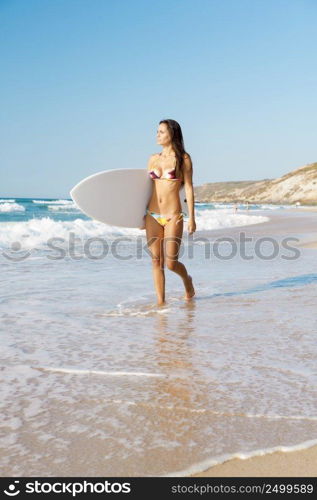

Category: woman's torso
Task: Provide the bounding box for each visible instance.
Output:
[147,153,184,215]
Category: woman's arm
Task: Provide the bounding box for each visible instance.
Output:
[183,154,196,234]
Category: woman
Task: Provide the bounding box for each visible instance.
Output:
[140,119,196,306]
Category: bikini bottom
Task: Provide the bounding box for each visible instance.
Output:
[146,208,186,227]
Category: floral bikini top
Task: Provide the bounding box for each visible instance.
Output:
[149,153,182,181]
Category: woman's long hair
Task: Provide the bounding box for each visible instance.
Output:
[159,119,190,182]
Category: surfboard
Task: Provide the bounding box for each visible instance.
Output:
[70,168,188,228]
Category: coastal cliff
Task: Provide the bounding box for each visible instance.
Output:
[194,162,317,205]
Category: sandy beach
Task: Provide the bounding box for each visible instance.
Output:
[190,444,317,477]
[1,204,317,477]
[2,0,317,479]
[287,207,317,249]
[188,206,317,478]
[193,205,317,250]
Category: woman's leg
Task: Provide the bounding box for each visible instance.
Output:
[145,213,165,305]
[164,215,195,300]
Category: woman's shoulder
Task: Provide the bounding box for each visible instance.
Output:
[183,152,192,166]
[147,153,160,170]
[148,152,160,161]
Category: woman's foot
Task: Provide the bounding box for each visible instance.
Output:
[157,299,166,306]
[184,274,195,300]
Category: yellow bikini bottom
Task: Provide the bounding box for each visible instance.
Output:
[146,209,186,227]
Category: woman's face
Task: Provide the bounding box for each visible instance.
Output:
[156,123,171,146]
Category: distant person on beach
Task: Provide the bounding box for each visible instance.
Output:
[139,119,196,306]
[246,201,249,211]
[233,202,238,213]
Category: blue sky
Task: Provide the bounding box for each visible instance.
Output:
[1,0,316,198]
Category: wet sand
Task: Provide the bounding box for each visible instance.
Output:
[194,206,317,249]
[190,444,317,477]
[288,207,317,248]
[189,207,317,477]
[2,205,316,477]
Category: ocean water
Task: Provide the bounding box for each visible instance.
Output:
[1,197,316,476]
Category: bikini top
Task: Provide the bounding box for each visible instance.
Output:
[149,153,182,181]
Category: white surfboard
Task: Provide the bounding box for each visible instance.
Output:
[70,168,188,228]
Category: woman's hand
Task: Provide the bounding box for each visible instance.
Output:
[187,218,196,234]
